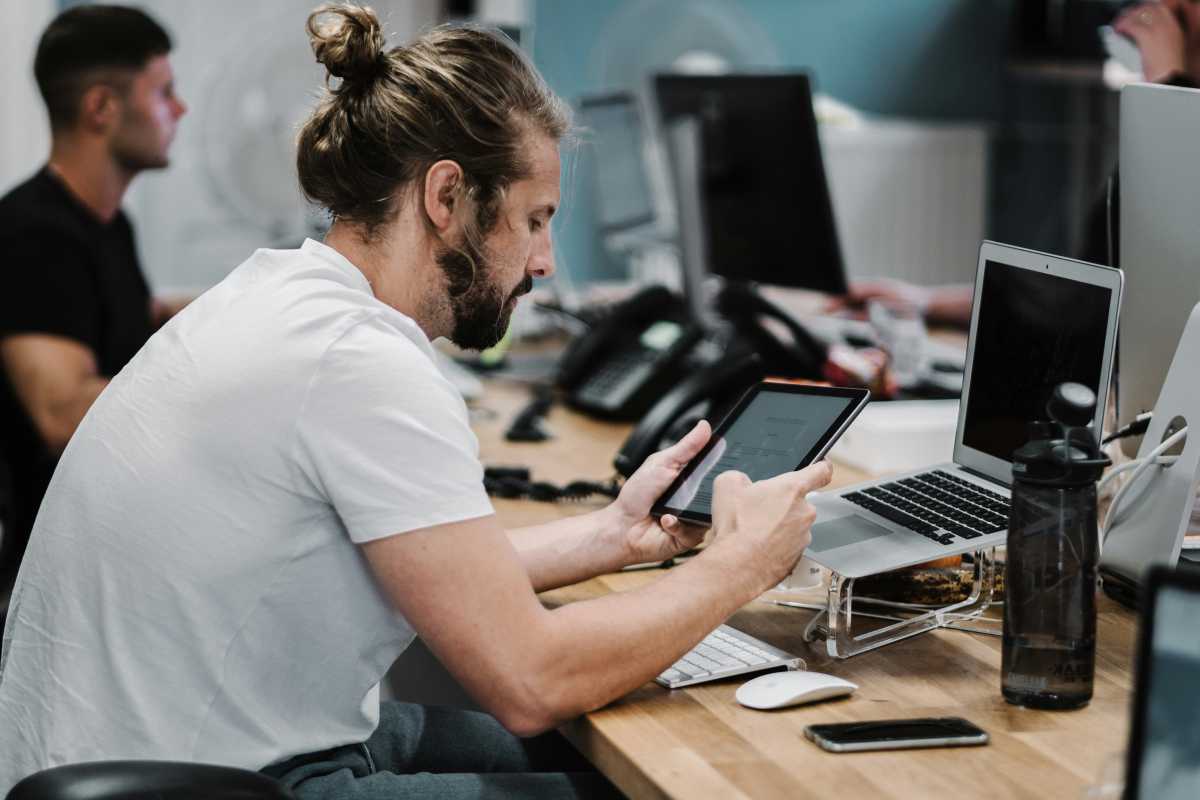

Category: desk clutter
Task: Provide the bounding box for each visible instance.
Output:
[853,556,1005,605]
[458,74,1200,795]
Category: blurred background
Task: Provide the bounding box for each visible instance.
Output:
[0,0,1128,296]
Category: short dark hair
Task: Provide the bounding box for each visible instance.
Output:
[34,5,172,131]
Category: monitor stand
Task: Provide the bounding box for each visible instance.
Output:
[1101,301,1200,609]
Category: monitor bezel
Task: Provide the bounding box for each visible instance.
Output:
[577,90,658,234]
[652,72,848,295]
[1117,81,1200,456]
[952,240,1124,484]
[1123,565,1200,800]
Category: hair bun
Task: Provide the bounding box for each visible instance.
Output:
[306,4,385,84]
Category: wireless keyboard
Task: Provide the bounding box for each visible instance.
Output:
[655,624,804,689]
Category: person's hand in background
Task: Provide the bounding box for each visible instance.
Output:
[1115,0,1200,84]
[826,279,973,327]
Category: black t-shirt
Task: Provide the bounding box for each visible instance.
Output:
[0,167,154,564]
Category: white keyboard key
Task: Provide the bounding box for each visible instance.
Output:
[655,624,802,689]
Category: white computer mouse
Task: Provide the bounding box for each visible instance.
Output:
[735,670,857,710]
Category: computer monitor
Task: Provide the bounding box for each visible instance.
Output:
[1117,82,1200,455]
[577,92,657,234]
[654,73,848,295]
[1125,566,1200,800]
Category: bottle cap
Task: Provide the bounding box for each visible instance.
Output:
[1012,383,1111,487]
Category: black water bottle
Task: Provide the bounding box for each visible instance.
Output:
[1002,383,1111,710]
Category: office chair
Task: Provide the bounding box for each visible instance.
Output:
[6,760,295,800]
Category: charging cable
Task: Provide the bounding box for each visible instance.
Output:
[1100,425,1187,546]
[1101,411,1154,445]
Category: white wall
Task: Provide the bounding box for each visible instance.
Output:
[0,0,54,193]
[822,120,988,287]
[125,0,440,293]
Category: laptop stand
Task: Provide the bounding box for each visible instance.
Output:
[801,548,998,659]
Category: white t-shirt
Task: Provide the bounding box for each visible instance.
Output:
[0,239,494,791]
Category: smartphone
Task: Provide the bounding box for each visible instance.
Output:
[804,717,989,753]
[652,382,870,526]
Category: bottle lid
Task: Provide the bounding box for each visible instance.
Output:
[1011,383,1110,487]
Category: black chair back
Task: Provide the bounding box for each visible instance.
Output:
[7,760,295,800]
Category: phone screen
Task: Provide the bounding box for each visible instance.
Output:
[806,717,988,749]
[653,383,869,524]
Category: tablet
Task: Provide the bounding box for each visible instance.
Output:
[652,382,869,526]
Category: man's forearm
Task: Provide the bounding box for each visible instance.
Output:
[520,543,763,727]
[506,505,630,592]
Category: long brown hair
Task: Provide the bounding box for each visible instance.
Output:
[297,4,570,241]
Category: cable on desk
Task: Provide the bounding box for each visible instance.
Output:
[483,466,621,502]
[504,385,555,442]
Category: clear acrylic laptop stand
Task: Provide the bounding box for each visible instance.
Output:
[801,548,998,659]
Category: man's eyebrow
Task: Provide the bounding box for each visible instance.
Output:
[537,204,557,219]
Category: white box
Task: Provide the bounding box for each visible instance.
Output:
[831,399,959,476]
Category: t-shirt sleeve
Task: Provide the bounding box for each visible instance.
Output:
[0,228,100,347]
[294,317,494,543]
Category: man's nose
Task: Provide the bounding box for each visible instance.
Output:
[528,233,555,279]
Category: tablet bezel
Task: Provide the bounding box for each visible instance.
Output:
[651,381,869,526]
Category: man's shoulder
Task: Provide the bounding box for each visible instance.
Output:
[0,171,89,246]
[323,311,442,378]
[259,246,438,365]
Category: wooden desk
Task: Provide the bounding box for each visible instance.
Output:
[473,378,1136,800]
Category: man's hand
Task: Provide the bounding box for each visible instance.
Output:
[706,460,833,594]
[605,420,712,566]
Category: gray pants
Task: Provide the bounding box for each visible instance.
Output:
[262,702,621,799]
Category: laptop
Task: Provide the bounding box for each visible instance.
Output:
[808,241,1123,578]
[1123,566,1200,799]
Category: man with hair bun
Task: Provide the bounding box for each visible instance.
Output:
[0,5,829,797]
[0,4,187,591]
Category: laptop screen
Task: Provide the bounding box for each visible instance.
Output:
[1129,578,1200,799]
[960,260,1113,464]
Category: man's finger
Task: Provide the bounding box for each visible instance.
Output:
[659,419,711,467]
[759,460,833,496]
[710,470,749,533]
[714,470,751,491]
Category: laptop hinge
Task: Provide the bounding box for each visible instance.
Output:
[958,464,1010,489]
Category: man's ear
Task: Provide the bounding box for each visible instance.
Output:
[423,160,465,233]
[78,84,120,134]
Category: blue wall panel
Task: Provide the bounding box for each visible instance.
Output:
[531,0,1013,285]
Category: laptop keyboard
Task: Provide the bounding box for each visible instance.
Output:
[842,470,1009,547]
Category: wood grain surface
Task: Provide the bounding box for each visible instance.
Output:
[471,373,1136,800]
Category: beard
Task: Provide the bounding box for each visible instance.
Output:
[435,234,532,351]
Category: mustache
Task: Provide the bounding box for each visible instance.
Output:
[509,275,534,301]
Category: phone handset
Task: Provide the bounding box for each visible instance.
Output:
[613,353,764,477]
[715,283,828,380]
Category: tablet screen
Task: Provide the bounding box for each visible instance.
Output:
[655,384,867,523]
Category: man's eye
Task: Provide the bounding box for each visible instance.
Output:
[530,218,544,232]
